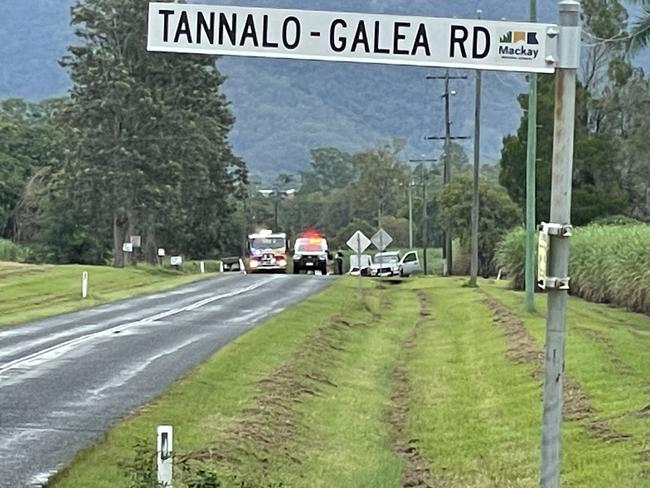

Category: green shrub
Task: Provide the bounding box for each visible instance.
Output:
[590,215,642,226]
[496,224,650,315]
[0,239,30,262]
[494,228,528,289]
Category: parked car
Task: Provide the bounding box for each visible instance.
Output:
[398,250,421,277]
[370,250,422,277]
[349,254,373,276]
[371,251,402,277]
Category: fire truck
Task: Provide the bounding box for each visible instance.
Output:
[246,230,289,273]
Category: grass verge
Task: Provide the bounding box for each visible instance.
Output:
[0,261,213,327]
[47,277,650,487]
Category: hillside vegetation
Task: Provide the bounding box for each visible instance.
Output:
[0,0,555,174]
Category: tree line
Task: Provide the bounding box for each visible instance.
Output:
[1,0,648,273]
[1,0,246,265]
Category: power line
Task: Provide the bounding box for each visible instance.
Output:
[425,70,469,276]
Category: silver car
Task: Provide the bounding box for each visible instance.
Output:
[371,250,421,277]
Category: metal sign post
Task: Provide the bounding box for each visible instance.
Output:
[539,2,580,488]
[347,230,371,295]
[371,229,393,282]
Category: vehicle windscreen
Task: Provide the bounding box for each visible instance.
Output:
[296,239,325,253]
[375,254,399,264]
[250,238,285,250]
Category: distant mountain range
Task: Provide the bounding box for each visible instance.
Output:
[0,0,642,177]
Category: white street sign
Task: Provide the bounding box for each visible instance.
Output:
[147,3,560,73]
[122,242,133,253]
[158,248,166,257]
[371,228,393,251]
[170,256,183,266]
[346,231,371,254]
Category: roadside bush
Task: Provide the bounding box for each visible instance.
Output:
[0,238,30,262]
[590,214,642,226]
[495,224,650,315]
[494,228,528,289]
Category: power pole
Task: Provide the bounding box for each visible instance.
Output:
[539,2,580,487]
[426,71,469,276]
[409,158,437,275]
[408,180,414,249]
[469,10,483,287]
[525,0,539,312]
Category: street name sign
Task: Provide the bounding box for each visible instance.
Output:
[346,231,371,254]
[371,228,393,252]
[147,3,561,73]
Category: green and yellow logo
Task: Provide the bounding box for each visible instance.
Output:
[499,31,540,60]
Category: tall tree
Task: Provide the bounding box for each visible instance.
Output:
[0,99,65,241]
[350,140,409,224]
[60,0,246,265]
[302,147,355,192]
[438,173,521,276]
[629,0,650,53]
[499,75,626,225]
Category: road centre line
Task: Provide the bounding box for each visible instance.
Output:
[0,277,280,375]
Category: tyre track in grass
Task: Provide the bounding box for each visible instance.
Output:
[386,289,449,488]
[480,291,632,443]
[179,312,370,482]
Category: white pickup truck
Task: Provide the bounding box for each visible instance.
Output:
[371,251,421,277]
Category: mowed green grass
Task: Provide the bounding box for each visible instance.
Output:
[47,277,650,487]
[48,278,409,487]
[0,261,211,327]
[404,278,650,487]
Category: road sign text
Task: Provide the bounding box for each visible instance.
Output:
[148,4,559,73]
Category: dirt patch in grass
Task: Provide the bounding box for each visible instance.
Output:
[179,314,364,476]
[639,404,650,417]
[386,290,449,488]
[481,292,631,443]
[482,294,543,372]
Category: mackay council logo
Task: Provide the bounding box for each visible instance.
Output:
[499,31,540,60]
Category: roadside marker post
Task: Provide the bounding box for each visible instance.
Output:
[157,425,173,487]
[147,5,580,486]
[81,272,88,299]
[200,261,205,274]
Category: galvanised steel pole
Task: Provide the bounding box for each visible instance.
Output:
[469,11,483,286]
[539,2,580,487]
[525,0,539,312]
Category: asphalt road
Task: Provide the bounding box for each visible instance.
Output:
[0,273,332,487]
